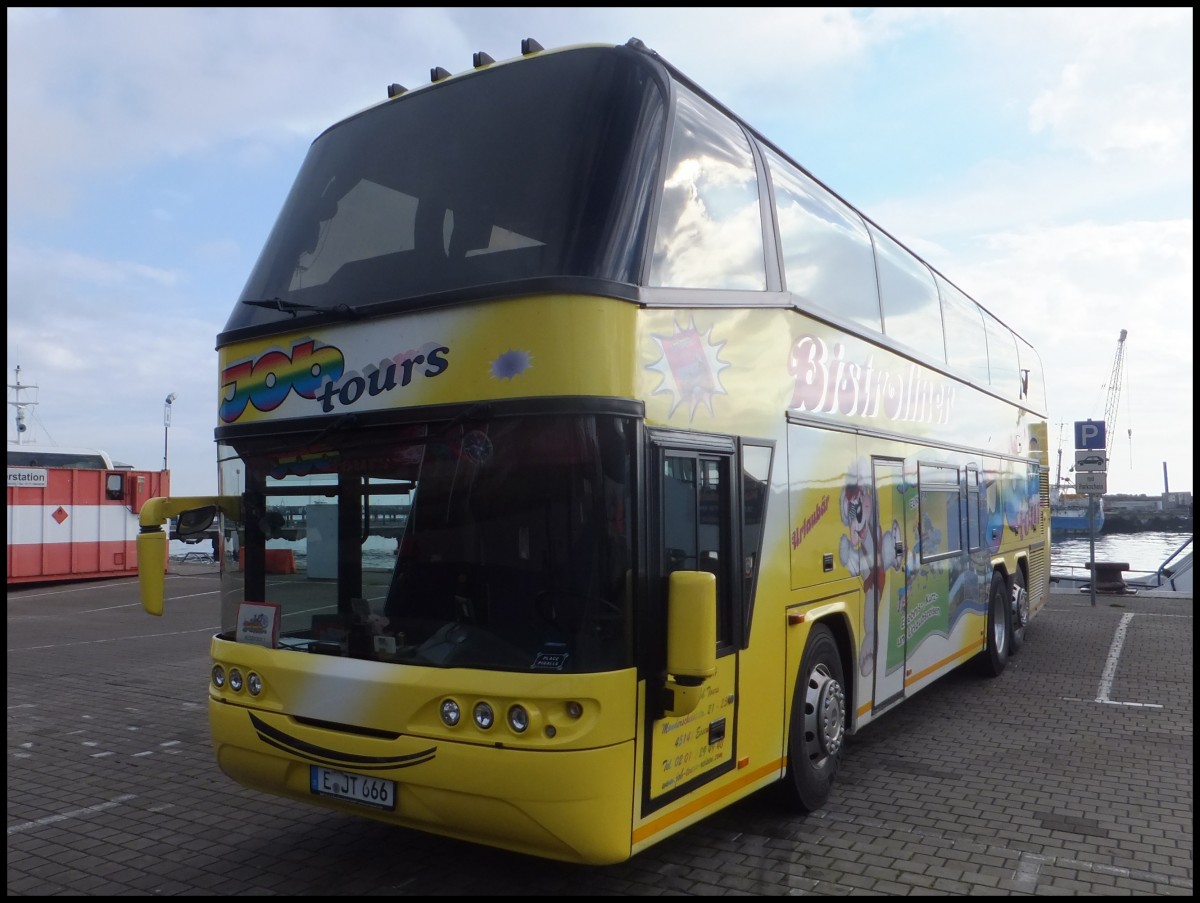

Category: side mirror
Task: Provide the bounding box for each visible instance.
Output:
[137,530,168,616]
[662,571,717,717]
[136,496,240,616]
[177,505,217,538]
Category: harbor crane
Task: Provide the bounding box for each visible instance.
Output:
[1102,329,1128,462]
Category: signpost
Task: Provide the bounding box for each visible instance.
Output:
[1074,420,1107,607]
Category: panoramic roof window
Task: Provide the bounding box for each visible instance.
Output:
[228,49,667,332]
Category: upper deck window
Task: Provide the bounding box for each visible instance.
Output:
[982,310,1022,398]
[226,48,667,333]
[766,148,880,330]
[871,224,947,364]
[937,275,991,388]
[648,85,766,290]
[1015,334,1046,410]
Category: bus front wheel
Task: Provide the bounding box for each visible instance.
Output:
[977,571,1011,677]
[782,624,846,812]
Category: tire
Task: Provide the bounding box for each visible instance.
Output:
[1008,568,1029,655]
[781,624,847,812]
[977,570,1010,677]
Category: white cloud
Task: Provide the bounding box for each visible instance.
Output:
[5,7,1193,501]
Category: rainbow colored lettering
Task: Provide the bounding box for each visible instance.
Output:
[220,339,450,423]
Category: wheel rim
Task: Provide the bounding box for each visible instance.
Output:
[993,589,1007,648]
[803,663,846,762]
[1012,585,1029,628]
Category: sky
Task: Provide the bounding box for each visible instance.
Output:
[6,7,1194,499]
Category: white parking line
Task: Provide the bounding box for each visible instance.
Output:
[7,580,139,598]
[6,795,136,835]
[1095,612,1163,709]
[10,626,222,652]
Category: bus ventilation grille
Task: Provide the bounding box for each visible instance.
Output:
[1029,546,1049,601]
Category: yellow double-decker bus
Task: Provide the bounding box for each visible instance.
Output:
[139,38,1050,865]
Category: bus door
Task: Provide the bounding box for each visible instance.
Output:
[871,458,912,709]
[644,441,739,807]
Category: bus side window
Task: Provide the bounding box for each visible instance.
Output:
[649,84,765,291]
[739,443,772,637]
[662,451,735,649]
[766,148,881,332]
[871,224,946,365]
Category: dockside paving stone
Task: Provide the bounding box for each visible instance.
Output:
[7,579,1193,896]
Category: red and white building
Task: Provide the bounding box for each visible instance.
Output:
[6,444,168,584]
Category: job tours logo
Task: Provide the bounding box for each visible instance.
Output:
[220,338,449,423]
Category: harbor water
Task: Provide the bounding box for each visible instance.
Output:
[1050,530,1192,577]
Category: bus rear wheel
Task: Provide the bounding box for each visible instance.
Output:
[782,624,846,812]
[1008,568,1029,655]
[977,570,1010,677]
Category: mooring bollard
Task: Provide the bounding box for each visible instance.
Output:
[1089,561,1131,594]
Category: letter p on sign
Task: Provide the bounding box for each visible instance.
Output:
[1074,419,1106,450]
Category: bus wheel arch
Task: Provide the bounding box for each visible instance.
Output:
[1008,564,1029,655]
[977,569,1011,676]
[782,622,848,812]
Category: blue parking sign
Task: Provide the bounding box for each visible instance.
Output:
[1074,419,1106,450]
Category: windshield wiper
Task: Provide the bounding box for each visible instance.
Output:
[242,297,361,319]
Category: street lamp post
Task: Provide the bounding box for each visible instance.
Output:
[163,393,177,471]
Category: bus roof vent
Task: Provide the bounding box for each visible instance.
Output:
[431,66,452,83]
[473,51,495,69]
[521,38,544,55]
[627,37,646,50]
[386,83,408,99]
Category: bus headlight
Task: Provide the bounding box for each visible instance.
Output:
[473,701,495,730]
[247,672,263,696]
[211,665,226,688]
[228,669,244,692]
[507,705,529,733]
[440,699,461,726]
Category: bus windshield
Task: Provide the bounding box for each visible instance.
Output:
[225,413,636,674]
[227,48,666,333]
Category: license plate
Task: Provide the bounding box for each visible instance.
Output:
[310,766,396,811]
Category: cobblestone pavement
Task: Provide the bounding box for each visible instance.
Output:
[7,574,1192,895]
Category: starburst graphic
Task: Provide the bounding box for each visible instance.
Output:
[646,316,730,421]
[490,349,533,380]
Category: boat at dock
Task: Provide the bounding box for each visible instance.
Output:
[1051,489,1105,536]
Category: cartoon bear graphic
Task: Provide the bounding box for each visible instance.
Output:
[839,459,901,676]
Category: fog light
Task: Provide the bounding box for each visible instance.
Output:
[507,705,529,733]
[211,665,226,688]
[229,669,244,692]
[440,699,461,726]
[473,701,494,730]
[247,672,263,696]
[566,701,583,719]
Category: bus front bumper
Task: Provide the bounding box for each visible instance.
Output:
[209,699,637,865]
